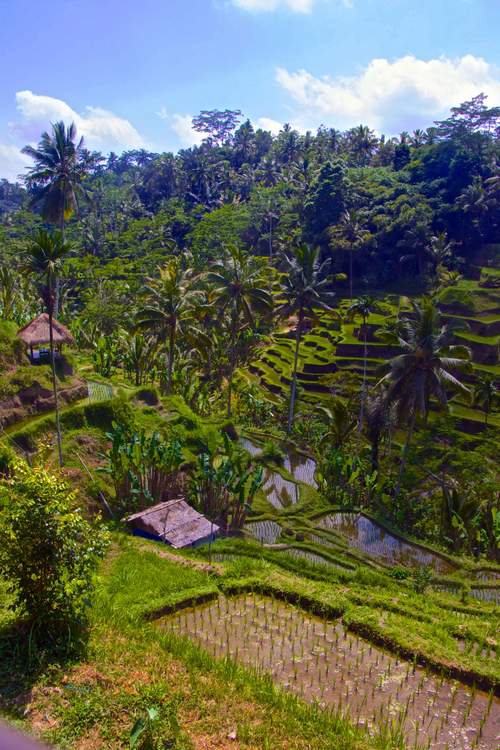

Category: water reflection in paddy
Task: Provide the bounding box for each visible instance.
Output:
[318,513,456,574]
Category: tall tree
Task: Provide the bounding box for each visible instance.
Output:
[377,297,471,499]
[278,245,337,433]
[304,160,348,246]
[22,122,93,313]
[24,230,72,466]
[206,245,272,418]
[192,109,242,146]
[474,375,498,425]
[347,295,381,433]
[136,260,201,394]
[330,209,370,300]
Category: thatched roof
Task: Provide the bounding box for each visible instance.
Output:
[17,313,75,347]
[126,498,219,548]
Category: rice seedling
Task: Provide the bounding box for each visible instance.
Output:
[161,593,499,749]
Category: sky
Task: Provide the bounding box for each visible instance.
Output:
[0,0,499,180]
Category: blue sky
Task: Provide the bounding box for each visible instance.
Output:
[0,0,499,179]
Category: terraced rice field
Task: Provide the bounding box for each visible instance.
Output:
[317,513,456,575]
[241,437,316,508]
[161,594,500,749]
[86,379,113,401]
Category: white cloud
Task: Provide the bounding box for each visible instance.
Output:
[170,114,205,147]
[232,0,314,11]
[275,54,500,133]
[255,116,284,134]
[231,0,351,12]
[0,144,31,182]
[13,90,146,152]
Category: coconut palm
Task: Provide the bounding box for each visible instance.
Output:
[316,398,356,450]
[377,297,471,499]
[474,375,498,425]
[329,209,370,300]
[206,245,272,417]
[22,121,93,314]
[278,245,337,433]
[136,260,202,394]
[364,392,393,473]
[24,230,72,466]
[347,295,382,433]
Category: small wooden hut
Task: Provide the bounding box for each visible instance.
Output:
[17,313,75,363]
[125,498,219,548]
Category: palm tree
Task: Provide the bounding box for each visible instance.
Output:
[22,122,91,314]
[136,260,201,394]
[206,245,272,418]
[316,398,356,450]
[378,297,471,499]
[278,245,336,433]
[329,209,370,300]
[347,295,381,433]
[24,230,72,466]
[474,375,498,425]
[364,392,393,473]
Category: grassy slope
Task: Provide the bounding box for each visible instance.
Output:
[2,536,497,748]
[0,539,392,750]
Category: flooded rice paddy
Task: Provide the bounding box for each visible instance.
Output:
[161,594,499,749]
[317,513,456,575]
[241,437,316,508]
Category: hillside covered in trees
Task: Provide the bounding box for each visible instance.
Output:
[0,95,499,750]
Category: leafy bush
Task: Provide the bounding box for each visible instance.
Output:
[136,386,160,406]
[0,461,109,647]
[0,441,16,477]
[60,404,87,430]
[258,440,285,466]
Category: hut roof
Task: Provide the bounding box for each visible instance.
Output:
[17,313,75,347]
[125,498,219,548]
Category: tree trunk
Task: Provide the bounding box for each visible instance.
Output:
[287,312,303,434]
[394,410,416,502]
[370,435,380,473]
[48,293,63,467]
[55,215,65,318]
[227,317,237,419]
[358,315,367,434]
[268,215,273,262]
[166,324,176,393]
[349,242,354,301]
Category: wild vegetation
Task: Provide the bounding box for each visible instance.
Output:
[0,96,498,748]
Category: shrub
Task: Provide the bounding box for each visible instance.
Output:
[0,461,109,647]
[136,386,160,406]
[60,404,86,430]
[84,395,133,431]
[0,441,16,477]
[258,440,285,466]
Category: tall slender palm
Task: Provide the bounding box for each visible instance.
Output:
[206,247,271,416]
[22,122,90,314]
[278,245,336,433]
[136,260,202,394]
[24,230,72,466]
[330,209,370,300]
[377,297,471,499]
[347,295,381,433]
[474,375,497,425]
[206,245,272,418]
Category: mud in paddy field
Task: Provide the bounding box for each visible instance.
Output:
[160,594,499,750]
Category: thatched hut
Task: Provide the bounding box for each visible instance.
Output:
[125,498,219,548]
[17,313,75,363]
